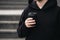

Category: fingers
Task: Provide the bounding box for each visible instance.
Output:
[26,18,33,21]
[25,18,35,23]
[25,18,36,28]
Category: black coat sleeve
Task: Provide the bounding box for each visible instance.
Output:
[17,7,30,38]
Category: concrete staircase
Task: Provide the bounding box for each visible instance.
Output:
[0,10,25,40]
[0,0,27,40]
[0,10,22,38]
[0,15,19,38]
[0,9,25,38]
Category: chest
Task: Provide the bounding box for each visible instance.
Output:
[37,11,57,24]
[27,7,59,27]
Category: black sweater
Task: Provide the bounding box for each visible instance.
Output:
[17,0,60,40]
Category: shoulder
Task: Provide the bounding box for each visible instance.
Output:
[55,6,60,10]
[20,6,31,19]
[22,6,31,15]
[57,6,60,13]
[56,6,60,14]
[57,6,60,18]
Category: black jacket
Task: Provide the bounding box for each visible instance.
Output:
[28,0,33,4]
[17,0,60,40]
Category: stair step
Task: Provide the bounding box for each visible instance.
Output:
[0,21,19,24]
[0,29,18,38]
[0,22,19,29]
[0,38,25,40]
[0,32,18,38]
[0,0,28,9]
[0,29,16,32]
[0,5,27,9]
[0,15,20,21]
[0,10,23,15]
[0,9,24,21]
[0,0,27,2]
[0,2,28,5]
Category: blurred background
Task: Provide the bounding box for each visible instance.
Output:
[0,0,60,40]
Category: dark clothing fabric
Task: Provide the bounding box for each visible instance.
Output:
[28,0,33,4]
[17,0,60,40]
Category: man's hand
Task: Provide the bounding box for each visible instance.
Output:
[25,18,36,28]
